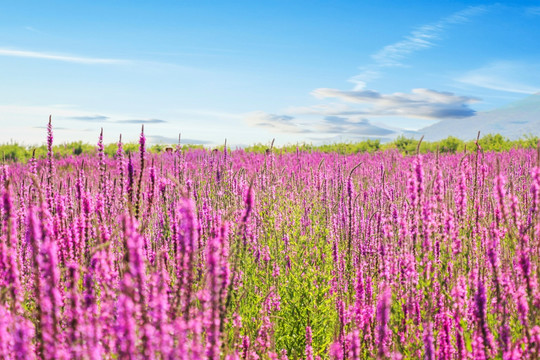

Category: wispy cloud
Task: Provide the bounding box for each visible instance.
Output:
[146,135,210,145]
[317,116,395,136]
[244,111,396,137]
[456,61,540,94]
[69,115,110,122]
[302,5,486,136]
[350,5,488,89]
[373,6,487,67]
[244,111,311,134]
[0,104,110,122]
[115,119,168,124]
[65,115,168,124]
[2,105,170,130]
[0,48,126,64]
[311,88,478,119]
[248,6,487,138]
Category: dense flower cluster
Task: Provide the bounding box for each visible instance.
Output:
[0,125,539,359]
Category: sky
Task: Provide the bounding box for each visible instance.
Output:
[1,1,540,147]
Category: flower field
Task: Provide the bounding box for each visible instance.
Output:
[0,122,539,359]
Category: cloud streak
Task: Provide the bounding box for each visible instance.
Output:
[146,135,210,145]
[245,111,396,138]
[247,6,487,139]
[372,6,487,67]
[311,88,478,119]
[245,111,311,134]
[456,61,540,94]
[350,5,488,89]
[65,115,168,124]
[317,117,395,136]
[69,115,110,122]
[0,48,126,64]
[115,119,168,124]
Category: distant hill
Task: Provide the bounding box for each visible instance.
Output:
[419,93,540,141]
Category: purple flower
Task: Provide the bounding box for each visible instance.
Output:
[305,326,313,360]
[376,283,392,358]
[423,322,435,360]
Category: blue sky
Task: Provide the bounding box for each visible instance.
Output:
[1,1,539,146]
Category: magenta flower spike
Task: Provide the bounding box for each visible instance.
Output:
[376,283,392,358]
[305,326,313,360]
[0,127,539,358]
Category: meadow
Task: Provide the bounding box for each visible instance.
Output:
[0,121,539,359]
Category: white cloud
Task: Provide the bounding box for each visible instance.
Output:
[0,104,177,144]
[0,104,166,127]
[244,110,397,138]
[244,111,310,133]
[372,24,441,68]
[246,7,488,138]
[372,6,487,67]
[348,69,381,90]
[456,61,540,94]
[350,5,488,85]
[146,135,210,145]
[317,116,395,136]
[0,48,126,64]
[310,88,479,119]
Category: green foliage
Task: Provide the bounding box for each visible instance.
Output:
[519,134,540,148]
[122,143,140,154]
[0,143,28,162]
[232,187,338,357]
[477,133,511,152]
[244,134,539,155]
[0,134,539,162]
[104,143,120,157]
[438,136,461,153]
[392,135,419,154]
